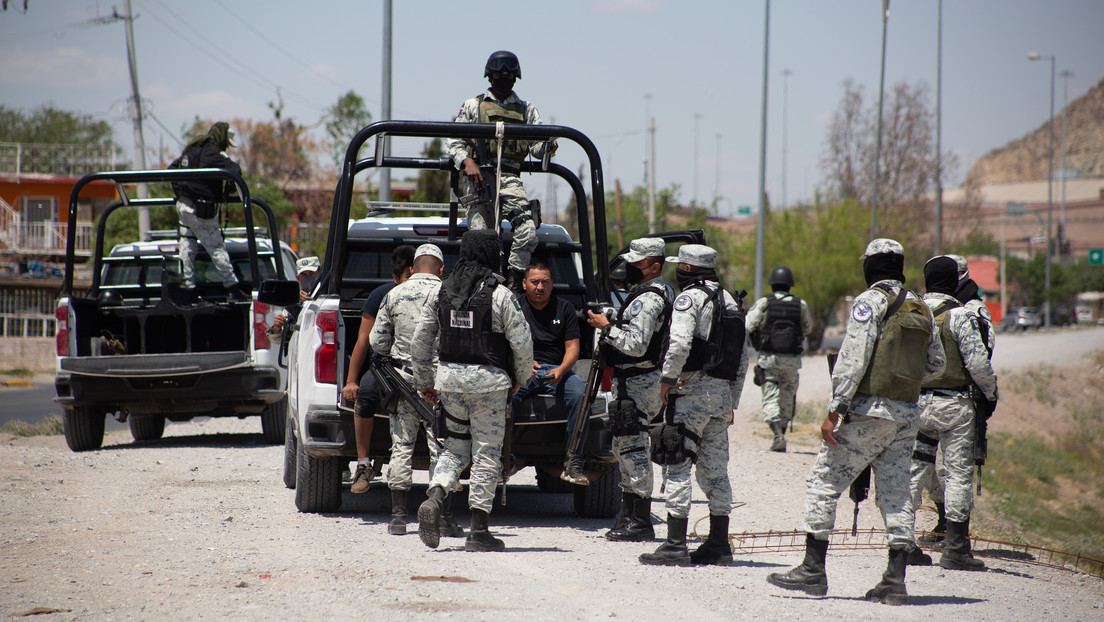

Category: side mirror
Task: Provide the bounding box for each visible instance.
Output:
[257,279,300,307]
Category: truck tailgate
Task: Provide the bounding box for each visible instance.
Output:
[60,352,251,377]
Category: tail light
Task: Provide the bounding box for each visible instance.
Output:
[600,366,614,392]
[55,302,69,356]
[314,310,339,384]
[253,302,271,350]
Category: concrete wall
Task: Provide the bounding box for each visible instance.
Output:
[0,337,55,372]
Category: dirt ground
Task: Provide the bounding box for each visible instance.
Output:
[2,328,1103,620]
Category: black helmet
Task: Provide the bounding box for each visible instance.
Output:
[484,50,521,78]
[768,266,794,289]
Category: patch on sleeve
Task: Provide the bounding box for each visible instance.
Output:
[851,301,874,323]
[629,300,643,316]
[673,294,693,312]
[512,299,521,311]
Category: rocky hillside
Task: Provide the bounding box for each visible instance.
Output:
[966,75,1104,185]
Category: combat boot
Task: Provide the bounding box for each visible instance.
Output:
[689,514,733,566]
[907,544,933,566]
[388,489,408,535]
[465,509,505,552]
[440,493,466,538]
[939,518,986,571]
[603,492,633,538]
[607,494,655,542]
[506,268,526,298]
[639,515,690,566]
[769,421,787,452]
[865,548,909,605]
[920,502,948,547]
[416,485,445,549]
[766,533,828,596]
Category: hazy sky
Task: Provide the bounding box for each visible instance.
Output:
[2,0,1102,218]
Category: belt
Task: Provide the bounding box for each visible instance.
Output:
[179,195,217,209]
[921,386,970,396]
[613,365,658,379]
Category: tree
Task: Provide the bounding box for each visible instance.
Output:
[0,104,117,150]
[411,138,450,203]
[324,91,372,167]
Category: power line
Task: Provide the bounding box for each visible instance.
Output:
[138,0,326,112]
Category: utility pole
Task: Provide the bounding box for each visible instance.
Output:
[693,113,702,207]
[754,0,770,301]
[713,133,721,214]
[781,68,792,210]
[871,0,890,240]
[379,0,392,202]
[645,94,656,233]
[934,0,944,254]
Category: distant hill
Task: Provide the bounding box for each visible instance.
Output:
[966,76,1104,185]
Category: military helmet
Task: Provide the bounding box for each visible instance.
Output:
[484,50,521,78]
[768,266,794,289]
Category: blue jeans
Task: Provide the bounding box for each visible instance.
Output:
[512,362,587,451]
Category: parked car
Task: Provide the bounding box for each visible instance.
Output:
[1015,306,1041,330]
[55,170,296,451]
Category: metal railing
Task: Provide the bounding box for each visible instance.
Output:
[0,312,55,338]
[0,142,117,179]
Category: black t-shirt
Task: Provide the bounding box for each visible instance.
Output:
[520,295,580,365]
[361,282,396,318]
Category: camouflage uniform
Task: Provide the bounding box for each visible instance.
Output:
[745,291,814,426]
[909,292,998,524]
[659,281,748,520]
[370,272,443,491]
[177,202,238,289]
[447,90,551,272]
[803,279,944,548]
[411,279,533,514]
[603,275,675,498]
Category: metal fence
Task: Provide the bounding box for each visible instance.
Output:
[0,142,118,178]
[0,312,55,338]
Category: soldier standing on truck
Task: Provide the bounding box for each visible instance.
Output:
[170,121,249,304]
[370,244,463,539]
[342,246,415,493]
[447,50,557,296]
[745,266,813,452]
[412,230,533,552]
[586,237,673,542]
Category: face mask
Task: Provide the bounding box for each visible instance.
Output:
[491,77,515,94]
[625,263,645,285]
[676,267,699,289]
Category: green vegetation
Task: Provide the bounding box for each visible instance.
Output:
[0,368,34,377]
[1,415,64,437]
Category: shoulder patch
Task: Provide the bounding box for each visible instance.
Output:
[629,299,643,316]
[673,294,693,312]
[851,301,874,323]
[512,299,521,311]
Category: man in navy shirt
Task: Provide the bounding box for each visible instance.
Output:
[512,260,588,483]
[343,245,415,493]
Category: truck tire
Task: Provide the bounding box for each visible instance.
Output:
[282,412,297,489]
[63,406,105,452]
[261,397,287,445]
[129,415,165,442]
[573,465,619,518]
[294,434,342,513]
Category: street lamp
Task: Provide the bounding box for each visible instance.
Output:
[693,112,702,207]
[1027,51,1055,328]
[1058,69,1074,255]
[781,69,792,210]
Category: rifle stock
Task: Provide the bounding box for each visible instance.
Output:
[828,350,871,535]
[370,356,442,449]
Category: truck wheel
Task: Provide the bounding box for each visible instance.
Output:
[536,466,574,494]
[283,412,297,489]
[573,465,619,518]
[261,397,287,445]
[63,406,105,452]
[294,434,342,513]
[129,415,165,441]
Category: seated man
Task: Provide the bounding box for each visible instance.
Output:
[511,260,588,484]
[267,256,319,342]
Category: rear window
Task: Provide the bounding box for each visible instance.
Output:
[344,245,583,289]
[103,256,278,287]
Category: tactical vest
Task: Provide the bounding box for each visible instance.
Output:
[924,300,970,389]
[478,95,529,162]
[437,280,511,374]
[606,285,671,369]
[681,283,746,380]
[855,285,932,403]
[752,295,804,354]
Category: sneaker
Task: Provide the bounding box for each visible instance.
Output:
[350,463,372,494]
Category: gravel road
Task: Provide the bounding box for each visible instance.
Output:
[2,328,1103,620]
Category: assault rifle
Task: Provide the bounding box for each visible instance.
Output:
[827,351,871,536]
[562,306,614,485]
[370,356,442,449]
[972,387,996,495]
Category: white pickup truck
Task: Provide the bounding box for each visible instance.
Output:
[55,170,296,451]
[260,120,623,517]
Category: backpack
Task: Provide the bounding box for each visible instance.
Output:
[752,295,804,354]
[683,284,747,381]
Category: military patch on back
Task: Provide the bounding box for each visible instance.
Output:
[851,301,873,323]
[673,294,693,312]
